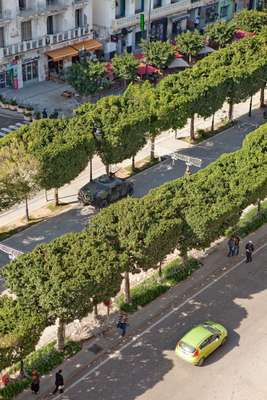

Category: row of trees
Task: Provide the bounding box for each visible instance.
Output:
[1,11,267,218]
[1,123,266,367]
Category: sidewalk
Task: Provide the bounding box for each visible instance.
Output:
[16,223,267,400]
[0,89,265,229]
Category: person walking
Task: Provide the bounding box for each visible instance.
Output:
[245,240,254,263]
[234,235,240,256]
[52,370,64,395]
[227,236,235,257]
[117,312,128,337]
[31,369,40,395]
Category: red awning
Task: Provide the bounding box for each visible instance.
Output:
[175,52,183,58]
[137,63,159,76]
[134,53,145,60]
[234,30,255,40]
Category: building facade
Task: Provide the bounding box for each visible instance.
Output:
[93,0,236,59]
[0,0,102,89]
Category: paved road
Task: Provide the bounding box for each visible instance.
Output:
[55,237,267,400]
[0,110,263,271]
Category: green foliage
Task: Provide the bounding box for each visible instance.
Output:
[175,30,204,59]
[117,258,200,313]
[0,340,81,400]
[112,53,139,83]
[65,60,109,95]
[233,9,267,33]
[140,40,175,69]
[205,21,235,48]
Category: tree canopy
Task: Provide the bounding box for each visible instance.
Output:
[141,40,175,69]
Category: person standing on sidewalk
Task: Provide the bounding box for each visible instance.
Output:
[234,235,240,256]
[52,370,64,394]
[227,237,235,257]
[31,369,40,395]
[245,240,254,263]
[117,312,128,337]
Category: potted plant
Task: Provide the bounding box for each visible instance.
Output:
[24,110,33,122]
[0,96,8,109]
[33,111,41,120]
[9,99,17,111]
[16,103,25,113]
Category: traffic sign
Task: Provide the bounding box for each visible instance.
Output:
[140,14,145,31]
[171,152,202,168]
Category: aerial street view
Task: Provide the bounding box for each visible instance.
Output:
[0,1,267,399]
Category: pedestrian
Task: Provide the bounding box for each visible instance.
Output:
[117,312,128,337]
[234,235,240,255]
[31,369,40,395]
[52,369,64,395]
[194,15,200,29]
[42,108,48,118]
[245,240,254,263]
[227,236,235,257]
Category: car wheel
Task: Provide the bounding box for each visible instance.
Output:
[196,358,205,366]
[221,336,227,345]
[128,185,134,196]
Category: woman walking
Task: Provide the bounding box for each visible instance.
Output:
[31,369,40,395]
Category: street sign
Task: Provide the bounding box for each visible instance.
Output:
[171,152,202,168]
[0,244,23,260]
[140,14,145,31]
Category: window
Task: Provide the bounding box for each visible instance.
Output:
[220,5,229,17]
[0,0,2,17]
[115,0,125,18]
[0,27,4,48]
[75,9,83,28]
[153,0,162,8]
[47,16,53,34]
[178,341,196,354]
[135,0,144,13]
[19,0,26,10]
[199,336,213,349]
[21,21,32,41]
[22,60,38,82]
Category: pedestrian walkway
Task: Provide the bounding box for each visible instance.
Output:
[16,223,267,400]
[0,109,27,137]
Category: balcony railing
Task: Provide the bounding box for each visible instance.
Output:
[0,9,12,21]
[18,1,69,18]
[1,25,92,58]
[112,0,203,30]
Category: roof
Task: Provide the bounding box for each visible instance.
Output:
[181,324,212,347]
[198,46,215,56]
[81,175,124,193]
[72,39,102,52]
[46,46,78,61]
[168,57,189,69]
[137,63,159,76]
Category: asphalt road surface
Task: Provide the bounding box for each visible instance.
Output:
[55,240,267,400]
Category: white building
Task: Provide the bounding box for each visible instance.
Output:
[93,0,211,59]
[0,0,102,89]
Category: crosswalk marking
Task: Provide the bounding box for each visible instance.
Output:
[0,121,29,138]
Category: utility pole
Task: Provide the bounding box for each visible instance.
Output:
[147,0,152,42]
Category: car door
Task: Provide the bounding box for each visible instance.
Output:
[203,334,220,357]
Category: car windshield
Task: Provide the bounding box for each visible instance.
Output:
[179,341,196,354]
[202,324,219,335]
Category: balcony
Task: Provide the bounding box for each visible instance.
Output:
[18,1,69,18]
[0,9,12,23]
[1,25,92,59]
[112,0,197,30]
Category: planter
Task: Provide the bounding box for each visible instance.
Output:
[8,104,17,111]
[24,114,32,122]
[16,106,25,113]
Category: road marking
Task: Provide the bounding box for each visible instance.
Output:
[55,241,267,398]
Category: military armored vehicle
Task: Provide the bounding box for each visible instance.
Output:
[78,175,134,208]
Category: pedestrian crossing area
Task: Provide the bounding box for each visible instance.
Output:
[0,121,28,137]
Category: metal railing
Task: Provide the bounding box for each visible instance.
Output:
[1,25,92,58]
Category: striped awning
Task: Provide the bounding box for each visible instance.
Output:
[46,46,78,61]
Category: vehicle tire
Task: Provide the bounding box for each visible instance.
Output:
[221,336,227,345]
[196,358,204,366]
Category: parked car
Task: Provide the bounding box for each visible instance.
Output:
[78,174,133,208]
[175,321,227,366]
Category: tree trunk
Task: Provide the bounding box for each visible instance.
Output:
[211,113,215,132]
[260,84,265,108]
[257,198,261,216]
[89,158,93,182]
[56,318,65,352]
[44,189,48,202]
[105,164,110,176]
[124,271,131,304]
[25,196,29,222]
[54,188,59,206]
[150,136,155,161]
[19,359,25,378]
[93,303,98,316]
[189,54,192,63]
[180,247,188,265]
[190,114,195,141]
[248,95,253,117]
[228,100,234,122]
[132,155,135,172]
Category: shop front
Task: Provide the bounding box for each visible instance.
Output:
[150,17,167,41]
[22,57,39,84]
[219,0,234,20]
[202,2,219,24]
[170,13,189,36]
[0,62,19,89]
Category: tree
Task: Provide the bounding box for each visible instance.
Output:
[0,138,40,221]
[17,119,93,205]
[112,53,139,87]
[175,30,204,62]
[205,21,235,48]
[65,60,109,95]
[0,296,46,374]
[233,9,267,33]
[140,40,175,69]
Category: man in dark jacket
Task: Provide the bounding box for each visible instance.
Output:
[52,370,64,394]
[245,240,254,263]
